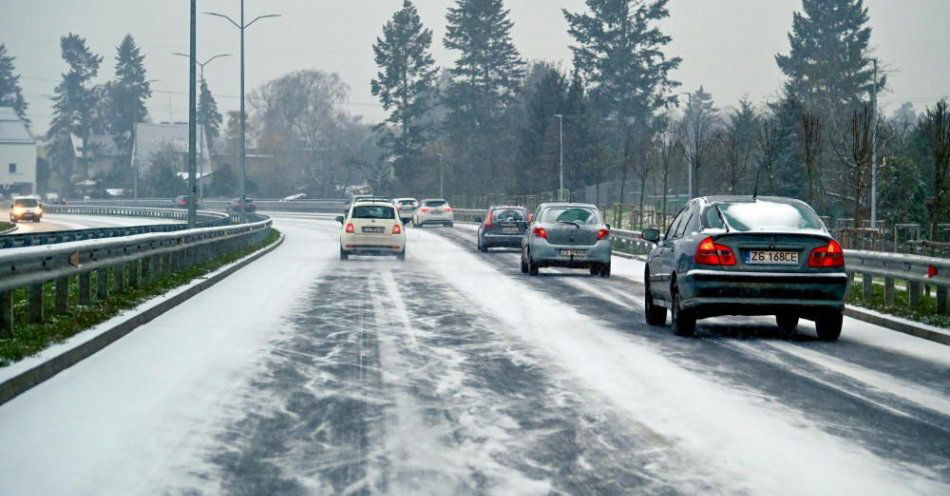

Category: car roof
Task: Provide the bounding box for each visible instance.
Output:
[699,195,808,207]
[536,202,597,209]
[393,197,417,201]
[420,198,448,202]
[352,199,396,206]
[490,205,526,210]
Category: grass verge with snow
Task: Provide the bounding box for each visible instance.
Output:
[846,280,949,328]
[0,227,280,366]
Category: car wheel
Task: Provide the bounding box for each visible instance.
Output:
[9,217,16,223]
[815,311,842,341]
[527,250,539,276]
[776,313,799,332]
[520,248,529,273]
[590,265,600,277]
[397,249,406,261]
[339,248,349,261]
[447,222,454,227]
[644,277,667,326]
[671,283,696,337]
[600,263,611,278]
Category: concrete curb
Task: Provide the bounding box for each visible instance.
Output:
[0,224,18,235]
[844,305,950,346]
[0,232,285,406]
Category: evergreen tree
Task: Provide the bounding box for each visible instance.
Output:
[565,0,680,122]
[443,0,525,194]
[516,63,566,194]
[678,86,720,197]
[371,0,438,185]
[719,98,760,194]
[199,79,222,147]
[109,35,150,154]
[563,70,601,193]
[47,33,103,193]
[775,0,882,118]
[0,44,28,122]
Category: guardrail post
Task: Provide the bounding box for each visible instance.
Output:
[141,257,151,286]
[0,290,12,338]
[114,265,124,292]
[78,272,91,305]
[862,273,873,302]
[884,277,895,306]
[908,281,922,308]
[28,283,43,323]
[128,261,139,289]
[937,286,947,315]
[97,268,109,300]
[55,277,69,314]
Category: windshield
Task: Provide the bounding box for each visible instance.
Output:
[351,205,395,219]
[13,199,39,207]
[492,208,525,222]
[707,201,825,232]
[543,207,601,225]
[424,200,447,207]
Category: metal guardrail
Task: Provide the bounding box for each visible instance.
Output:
[74,198,348,214]
[0,205,230,249]
[846,250,949,313]
[0,215,273,337]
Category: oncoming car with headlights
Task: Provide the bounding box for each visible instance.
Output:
[9,196,43,223]
[641,196,848,340]
[337,200,406,261]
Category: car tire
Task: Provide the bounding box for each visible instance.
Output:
[397,249,406,261]
[815,311,843,341]
[600,263,611,278]
[526,249,540,276]
[776,313,799,332]
[590,265,600,277]
[339,248,349,261]
[644,277,667,326]
[671,284,696,337]
[447,222,454,228]
[520,249,529,273]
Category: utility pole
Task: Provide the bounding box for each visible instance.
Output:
[555,114,564,201]
[187,0,197,228]
[173,52,231,201]
[870,58,879,229]
[684,92,694,199]
[438,153,444,198]
[206,2,279,223]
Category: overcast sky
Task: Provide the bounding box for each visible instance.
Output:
[3,0,949,133]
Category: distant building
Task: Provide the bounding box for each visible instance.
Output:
[0,107,37,196]
[130,122,211,195]
[71,133,123,180]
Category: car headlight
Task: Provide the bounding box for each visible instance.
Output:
[13,207,25,215]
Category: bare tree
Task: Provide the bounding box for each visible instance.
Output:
[759,116,782,196]
[920,99,950,237]
[718,99,760,194]
[831,104,875,226]
[798,111,823,207]
[678,86,720,197]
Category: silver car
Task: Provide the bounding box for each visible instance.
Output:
[520,203,612,277]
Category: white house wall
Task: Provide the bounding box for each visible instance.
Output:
[0,143,38,195]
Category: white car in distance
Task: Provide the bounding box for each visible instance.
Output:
[337,200,406,261]
[393,197,418,224]
[413,199,454,227]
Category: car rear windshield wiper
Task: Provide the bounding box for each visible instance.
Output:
[714,205,731,233]
[557,220,582,228]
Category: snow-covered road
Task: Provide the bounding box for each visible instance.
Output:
[0,214,948,495]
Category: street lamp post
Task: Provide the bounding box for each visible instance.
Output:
[205,2,279,223]
[438,153,444,198]
[173,52,231,201]
[554,114,564,201]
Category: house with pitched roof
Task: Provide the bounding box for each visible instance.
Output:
[130,122,211,196]
[0,107,37,196]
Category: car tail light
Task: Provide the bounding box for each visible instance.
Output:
[392,223,402,234]
[596,229,610,240]
[445,206,453,212]
[808,240,844,268]
[420,207,430,213]
[533,227,548,239]
[485,210,494,229]
[694,237,736,266]
[345,223,355,233]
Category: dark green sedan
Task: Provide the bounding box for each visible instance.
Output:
[641,196,848,340]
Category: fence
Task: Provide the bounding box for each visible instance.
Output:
[73,198,348,214]
[1,205,231,249]
[0,214,273,337]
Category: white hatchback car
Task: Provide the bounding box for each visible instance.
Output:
[393,197,418,224]
[413,199,454,227]
[337,200,406,260]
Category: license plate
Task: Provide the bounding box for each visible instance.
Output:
[502,227,519,234]
[561,249,587,257]
[431,209,442,214]
[362,226,385,233]
[746,250,799,265]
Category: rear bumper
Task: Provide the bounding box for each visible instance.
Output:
[482,233,523,247]
[530,240,612,267]
[341,233,405,254]
[415,214,454,225]
[680,269,847,318]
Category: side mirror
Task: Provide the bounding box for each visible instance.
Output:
[335,215,345,224]
[605,223,611,230]
[641,228,661,243]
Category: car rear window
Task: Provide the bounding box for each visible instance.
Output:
[398,200,416,206]
[424,200,447,207]
[14,199,38,207]
[352,205,396,220]
[709,201,824,232]
[543,207,601,225]
[492,209,525,221]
